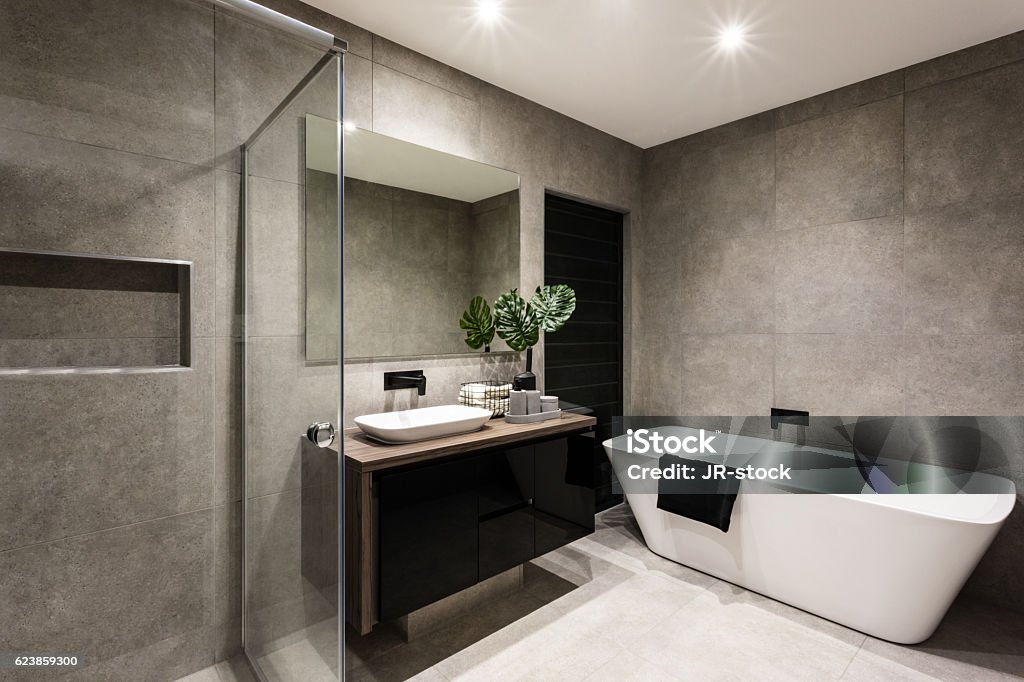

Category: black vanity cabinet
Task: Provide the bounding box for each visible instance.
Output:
[376,433,595,620]
[378,456,479,620]
[478,445,535,580]
[535,433,597,555]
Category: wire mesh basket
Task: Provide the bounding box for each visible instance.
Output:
[458,380,513,418]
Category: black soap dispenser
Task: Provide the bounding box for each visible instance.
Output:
[513,347,537,391]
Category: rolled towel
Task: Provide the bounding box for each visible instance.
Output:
[462,382,512,398]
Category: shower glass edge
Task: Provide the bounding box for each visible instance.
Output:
[238,24,345,682]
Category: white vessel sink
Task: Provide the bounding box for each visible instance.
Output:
[354,404,493,444]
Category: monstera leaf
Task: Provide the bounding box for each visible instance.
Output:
[493,289,539,352]
[530,284,576,333]
[459,295,495,350]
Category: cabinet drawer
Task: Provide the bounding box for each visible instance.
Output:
[535,434,596,556]
[378,456,478,620]
[478,446,534,580]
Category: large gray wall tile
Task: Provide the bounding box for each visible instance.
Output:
[905,335,1024,415]
[679,335,773,415]
[555,122,639,208]
[775,334,904,415]
[246,59,339,185]
[214,502,243,660]
[905,30,1024,91]
[0,338,181,370]
[215,337,244,506]
[0,511,212,666]
[246,176,303,338]
[906,197,1024,334]
[633,334,683,415]
[905,60,1024,212]
[774,216,904,333]
[247,336,337,497]
[633,248,682,338]
[0,0,214,166]
[345,54,373,130]
[679,234,773,334]
[0,286,178,345]
[678,133,774,241]
[372,64,481,160]
[214,8,326,172]
[215,170,244,338]
[260,0,373,58]
[372,35,480,100]
[0,339,215,552]
[776,96,903,230]
[633,29,1024,615]
[478,87,563,179]
[0,128,216,336]
[639,151,682,250]
[654,111,774,159]
[774,70,904,129]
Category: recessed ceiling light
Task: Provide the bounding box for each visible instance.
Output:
[343,120,357,132]
[718,24,746,50]
[477,0,501,23]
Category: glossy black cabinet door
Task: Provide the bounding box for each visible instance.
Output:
[378,456,478,620]
[478,446,534,580]
[534,434,596,556]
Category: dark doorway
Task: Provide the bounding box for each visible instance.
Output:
[543,193,624,511]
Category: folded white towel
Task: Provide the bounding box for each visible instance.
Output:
[462,382,512,398]
[461,397,510,415]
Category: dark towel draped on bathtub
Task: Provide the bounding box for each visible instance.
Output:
[656,455,741,532]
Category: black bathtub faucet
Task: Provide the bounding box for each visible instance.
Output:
[771,407,809,430]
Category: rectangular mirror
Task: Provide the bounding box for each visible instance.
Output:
[304,115,520,361]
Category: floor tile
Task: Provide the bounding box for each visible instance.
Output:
[174,667,222,682]
[216,657,258,682]
[584,646,684,681]
[336,504,1024,682]
[629,582,863,681]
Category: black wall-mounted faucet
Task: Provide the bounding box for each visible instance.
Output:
[771,407,809,430]
[385,370,427,396]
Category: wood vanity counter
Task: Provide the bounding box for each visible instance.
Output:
[340,412,597,634]
[342,412,597,472]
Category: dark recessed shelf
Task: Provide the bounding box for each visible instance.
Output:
[0,248,192,373]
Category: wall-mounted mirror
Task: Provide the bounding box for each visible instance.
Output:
[304,115,521,361]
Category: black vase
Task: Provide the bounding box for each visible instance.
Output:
[513,347,536,391]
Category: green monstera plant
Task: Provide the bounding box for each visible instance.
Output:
[459,295,495,351]
[461,285,576,387]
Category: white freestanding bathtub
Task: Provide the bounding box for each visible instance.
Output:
[603,427,1016,643]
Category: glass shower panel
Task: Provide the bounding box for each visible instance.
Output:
[243,52,341,682]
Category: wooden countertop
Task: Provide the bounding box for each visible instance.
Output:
[341,412,597,473]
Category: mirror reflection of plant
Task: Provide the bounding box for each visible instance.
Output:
[461,285,576,373]
[459,295,495,352]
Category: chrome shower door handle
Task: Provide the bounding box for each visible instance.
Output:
[306,421,336,448]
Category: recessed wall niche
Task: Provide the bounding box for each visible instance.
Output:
[0,249,191,371]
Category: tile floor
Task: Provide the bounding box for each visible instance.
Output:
[181,503,1024,682]
[175,656,257,682]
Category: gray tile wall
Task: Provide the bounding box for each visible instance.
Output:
[326,19,642,425]
[0,1,640,680]
[0,249,193,369]
[0,1,235,679]
[633,30,1024,614]
[345,178,477,358]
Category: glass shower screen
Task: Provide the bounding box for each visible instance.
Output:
[240,38,343,682]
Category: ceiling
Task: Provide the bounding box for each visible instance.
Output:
[306,0,1024,148]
